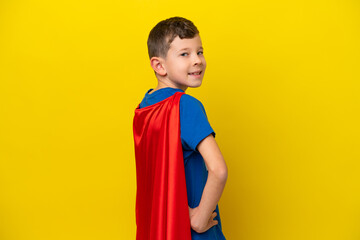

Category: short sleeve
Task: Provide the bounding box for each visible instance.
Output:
[179,94,216,152]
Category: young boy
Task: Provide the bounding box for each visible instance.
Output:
[133,17,227,240]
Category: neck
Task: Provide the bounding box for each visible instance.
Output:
[154,77,188,92]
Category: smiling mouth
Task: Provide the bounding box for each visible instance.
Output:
[188,71,202,76]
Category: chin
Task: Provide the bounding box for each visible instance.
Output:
[187,82,202,88]
[193,81,203,88]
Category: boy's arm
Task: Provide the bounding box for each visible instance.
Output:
[189,133,228,233]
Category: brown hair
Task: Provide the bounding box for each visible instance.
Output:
[147,17,199,59]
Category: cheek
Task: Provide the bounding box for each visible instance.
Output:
[203,59,207,69]
[200,56,206,65]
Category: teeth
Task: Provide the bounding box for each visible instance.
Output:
[190,71,201,75]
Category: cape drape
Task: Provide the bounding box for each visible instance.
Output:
[133,91,191,240]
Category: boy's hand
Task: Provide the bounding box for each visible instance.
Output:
[188,206,218,233]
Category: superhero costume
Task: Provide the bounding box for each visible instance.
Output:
[133,91,191,240]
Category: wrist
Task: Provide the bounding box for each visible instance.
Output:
[190,209,207,233]
[194,205,212,225]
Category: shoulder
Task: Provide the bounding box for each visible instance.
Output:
[180,93,206,112]
[178,93,215,151]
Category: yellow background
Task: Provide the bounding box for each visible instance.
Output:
[1,0,359,239]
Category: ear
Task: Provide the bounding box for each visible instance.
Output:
[150,57,167,76]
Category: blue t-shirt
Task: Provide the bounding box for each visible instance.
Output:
[139,87,226,240]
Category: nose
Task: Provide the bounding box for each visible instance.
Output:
[193,54,202,65]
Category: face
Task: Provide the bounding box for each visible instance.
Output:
[161,34,206,91]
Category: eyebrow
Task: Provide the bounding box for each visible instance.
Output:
[177,47,204,53]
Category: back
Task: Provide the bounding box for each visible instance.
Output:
[133,92,191,240]
[138,87,226,240]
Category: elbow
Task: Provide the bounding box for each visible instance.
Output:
[218,166,228,183]
[211,163,228,184]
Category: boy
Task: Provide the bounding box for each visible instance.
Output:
[133,17,227,240]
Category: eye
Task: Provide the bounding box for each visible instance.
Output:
[197,51,204,55]
[180,52,188,56]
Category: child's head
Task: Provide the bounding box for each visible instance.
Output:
[147,17,199,59]
[147,17,206,91]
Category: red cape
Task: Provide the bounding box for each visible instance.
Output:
[133,91,191,240]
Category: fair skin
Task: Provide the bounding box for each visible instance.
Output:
[149,34,206,93]
[150,34,228,233]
